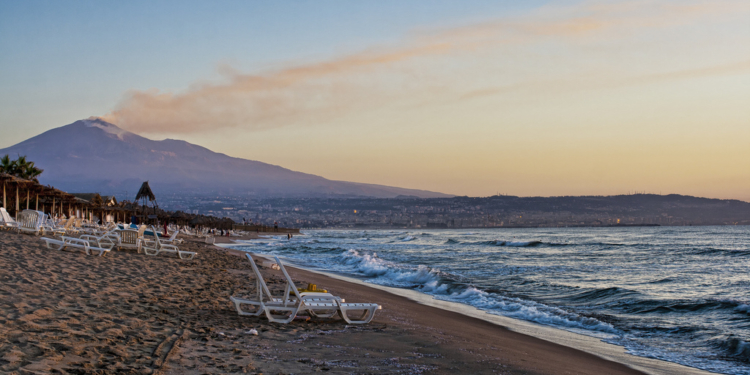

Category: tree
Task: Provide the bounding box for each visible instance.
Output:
[0,154,17,175]
[0,154,43,182]
[91,193,103,207]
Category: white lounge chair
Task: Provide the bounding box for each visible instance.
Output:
[142,226,196,260]
[230,254,343,321]
[231,255,379,324]
[274,256,382,324]
[41,236,113,256]
[16,210,45,235]
[79,228,119,250]
[39,214,56,234]
[115,226,146,253]
[0,207,19,230]
[160,230,183,245]
[50,216,77,237]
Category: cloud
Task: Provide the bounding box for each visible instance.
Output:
[460,60,750,101]
[104,0,749,134]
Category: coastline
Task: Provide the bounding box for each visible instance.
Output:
[0,230,709,374]
[246,250,713,375]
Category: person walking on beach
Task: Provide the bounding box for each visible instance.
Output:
[274,221,278,232]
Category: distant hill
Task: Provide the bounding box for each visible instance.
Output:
[247,194,750,227]
[0,118,452,199]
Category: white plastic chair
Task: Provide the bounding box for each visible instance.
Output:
[41,236,113,256]
[274,256,382,324]
[142,226,196,260]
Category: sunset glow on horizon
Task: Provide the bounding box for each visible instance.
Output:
[1,0,749,200]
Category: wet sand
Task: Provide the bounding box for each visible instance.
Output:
[0,230,644,374]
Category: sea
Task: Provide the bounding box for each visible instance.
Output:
[227,226,750,374]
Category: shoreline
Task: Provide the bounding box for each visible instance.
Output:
[220,246,643,375]
[219,238,714,375]
[268,255,712,375]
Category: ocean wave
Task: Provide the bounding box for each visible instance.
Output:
[712,336,750,360]
[335,249,618,335]
[444,238,460,244]
[691,247,750,257]
[447,287,619,334]
[735,304,750,314]
[485,240,543,247]
[564,287,642,304]
[646,277,675,284]
[337,250,444,288]
[619,298,748,315]
[399,236,416,242]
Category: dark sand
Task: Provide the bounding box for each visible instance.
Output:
[0,230,644,374]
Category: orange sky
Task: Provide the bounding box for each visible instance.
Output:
[3,1,749,200]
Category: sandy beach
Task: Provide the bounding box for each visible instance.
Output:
[0,230,646,374]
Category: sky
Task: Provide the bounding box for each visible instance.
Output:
[1,0,749,200]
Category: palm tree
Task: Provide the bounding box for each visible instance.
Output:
[0,155,43,182]
[21,162,43,183]
[15,156,43,182]
[0,154,17,175]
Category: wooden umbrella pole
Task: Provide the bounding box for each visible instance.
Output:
[35,194,38,211]
[26,190,29,210]
[2,182,5,208]
[16,185,19,217]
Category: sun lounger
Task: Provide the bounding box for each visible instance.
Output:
[0,208,19,230]
[274,256,381,324]
[79,228,119,250]
[50,216,77,236]
[142,226,196,259]
[41,236,113,256]
[115,227,144,253]
[230,255,379,324]
[39,214,56,234]
[160,230,183,245]
[230,254,343,322]
[16,210,45,235]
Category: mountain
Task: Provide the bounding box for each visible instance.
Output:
[0,118,452,199]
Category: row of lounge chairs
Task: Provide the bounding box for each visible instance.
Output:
[1,209,196,259]
[40,225,196,259]
[4,208,381,324]
[230,255,381,324]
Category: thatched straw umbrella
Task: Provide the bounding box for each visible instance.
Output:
[0,173,36,217]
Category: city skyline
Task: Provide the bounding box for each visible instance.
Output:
[2,1,749,201]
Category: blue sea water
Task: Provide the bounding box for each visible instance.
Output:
[228,226,750,374]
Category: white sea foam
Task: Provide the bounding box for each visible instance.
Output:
[735,304,750,313]
[339,250,442,287]
[337,249,618,334]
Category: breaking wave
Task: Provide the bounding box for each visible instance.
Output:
[336,249,618,334]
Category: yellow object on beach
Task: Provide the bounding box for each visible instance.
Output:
[297,283,327,293]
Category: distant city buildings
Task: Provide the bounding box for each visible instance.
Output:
[150,194,750,229]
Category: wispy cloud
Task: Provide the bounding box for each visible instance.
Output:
[104,0,750,134]
[460,60,750,101]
